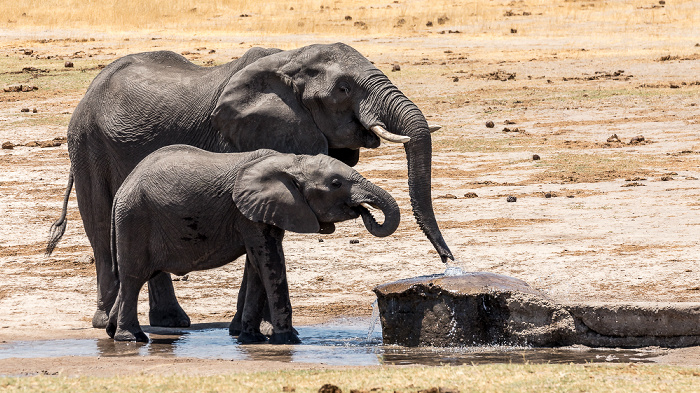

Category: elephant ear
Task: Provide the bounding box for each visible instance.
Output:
[211,52,329,155]
[232,155,320,234]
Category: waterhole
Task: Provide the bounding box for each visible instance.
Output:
[0,319,660,366]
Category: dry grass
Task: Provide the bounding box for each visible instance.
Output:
[1,364,699,392]
[2,0,699,43]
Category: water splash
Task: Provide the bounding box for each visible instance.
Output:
[444,259,468,276]
[367,300,380,341]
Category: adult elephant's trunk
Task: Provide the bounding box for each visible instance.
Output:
[353,176,401,238]
[359,73,454,262]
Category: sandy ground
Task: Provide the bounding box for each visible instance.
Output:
[1,7,700,375]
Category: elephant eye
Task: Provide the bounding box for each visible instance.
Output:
[337,82,351,96]
[331,178,342,188]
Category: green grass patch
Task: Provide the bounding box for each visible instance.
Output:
[0,57,103,93]
[1,364,698,392]
[529,152,658,184]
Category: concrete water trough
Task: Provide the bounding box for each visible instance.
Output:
[374,271,700,348]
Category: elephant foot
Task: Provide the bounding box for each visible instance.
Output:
[92,309,109,329]
[269,331,301,345]
[237,331,268,344]
[229,326,241,337]
[106,322,116,339]
[114,328,149,343]
[149,306,191,328]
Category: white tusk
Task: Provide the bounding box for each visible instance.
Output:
[428,124,442,133]
[370,125,411,144]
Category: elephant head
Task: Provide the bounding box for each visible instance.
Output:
[232,153,400,238]
[212,43,453,262]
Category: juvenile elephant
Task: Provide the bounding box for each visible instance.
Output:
[47,42,452,331]
[107,145,400,344]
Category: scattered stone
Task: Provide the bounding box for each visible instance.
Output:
[544,192,555,198]
[32,108,37,113]
[426,21,433,27]
[350,239,359,244]
[283,387,296,392]
[437,15,449,25]
[485,120,495,128]
[344,15,352,21]
[686,176,698,180]
[208,49,216,54]
[506,196,517,202]
[510,28,518,34]
[391,63,401,72]
[4,84,38,92]
[452,76,459,82]
[622,182,645,187]
[436,194,457,199]
[39,140,62,148]
[2,142,14,149]
[319,384,342,393]
[629,135,645,144]
[532,154,540,160]
[64,61,74,68]
[318,238,324,242]
[504,120,516,125]
[607,134,621,143]
[24,141,39,147]
[660,176,673,181]
[463,192,478,198]
[20,108,30,112]
[354,21,367,29]
[23,49,33,55]
[239,14,251,17]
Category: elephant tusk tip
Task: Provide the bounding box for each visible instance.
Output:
[370,125,411,144]
[428,124,442,133]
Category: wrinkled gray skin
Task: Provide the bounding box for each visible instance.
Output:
[107,146,400,344]
[47,42,453,331]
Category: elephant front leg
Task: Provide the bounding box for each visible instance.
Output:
[147,272,191,327]
[237,256,268,344]
[243,226,300,345]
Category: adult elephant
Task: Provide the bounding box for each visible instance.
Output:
[47,42,454,329]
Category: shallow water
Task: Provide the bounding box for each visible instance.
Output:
[0,320,660,366]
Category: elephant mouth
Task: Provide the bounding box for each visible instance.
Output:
[354,202,386,226]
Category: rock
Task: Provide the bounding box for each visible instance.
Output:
[507,196,517,202]
[544,192,554,198]
[32,108,37,113]
[24,141,39,147]
[64,61,74,68]
[426,21,433,27]
[629,135,645,144]
[349,239,359,244]
[510,28,518,34]
[39,140,62,148]
[2,142,14,149]
[20,108,30,112]
[374,272,577,346]
[532,154,540,160]
[485,121,495,128]
[344,15,352,21]
[391,63,401,72]
[375,273,700,348]
[607,134,621,143]
[463,192,478,198]
[436,194,457,199]
[437,15,449,25]
[319,384,342,393]
[452,76,459,82]
[504,120,516,125]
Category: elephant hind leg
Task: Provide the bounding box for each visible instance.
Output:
[237,256,268,344]
[148,272,191,327]
[111,276,149,342]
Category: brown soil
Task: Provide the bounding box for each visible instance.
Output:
[2,10,700,374]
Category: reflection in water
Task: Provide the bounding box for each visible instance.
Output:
[0,320,659,366]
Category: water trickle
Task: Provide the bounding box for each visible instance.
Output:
[444,259,468,276]
[367,300,380,341]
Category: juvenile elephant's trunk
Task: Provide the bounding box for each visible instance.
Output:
[353,177,400,238]
[359,73,454,262]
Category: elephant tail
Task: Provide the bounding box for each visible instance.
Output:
[45,169,73,256]
[110,196,119,282]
